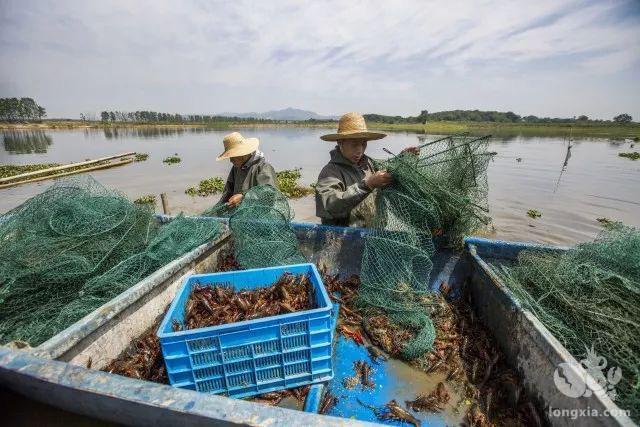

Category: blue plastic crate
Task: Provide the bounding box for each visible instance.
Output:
[157,263,335,398]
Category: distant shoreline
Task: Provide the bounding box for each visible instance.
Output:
[1,120,638,138]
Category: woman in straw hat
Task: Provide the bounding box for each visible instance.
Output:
[315,112,418,227]
[217,131,277,207]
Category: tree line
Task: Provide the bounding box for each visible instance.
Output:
[93,110,275,123]
[364,110,634,124]
[0,98,47,122]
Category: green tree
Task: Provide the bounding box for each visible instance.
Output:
[613,114,632,124]
[101,111,110,122]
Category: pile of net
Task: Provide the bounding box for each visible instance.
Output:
[0,176,221,346]
[227,185,304,269]
[358,135,493,359]
[497,223,640,420]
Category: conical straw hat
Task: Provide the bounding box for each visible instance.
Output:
[320,112,386,142]
[216,132,260,160]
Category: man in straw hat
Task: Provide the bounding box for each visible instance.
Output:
[315,112,418,227]
[217,131,277,207]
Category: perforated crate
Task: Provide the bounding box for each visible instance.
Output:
[157,263,335,398]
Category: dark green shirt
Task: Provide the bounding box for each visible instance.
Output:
[315,148,375,226]
[219,151,277,203]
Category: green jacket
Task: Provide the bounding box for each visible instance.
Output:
[219,151,277,203]
[315,148,375,227]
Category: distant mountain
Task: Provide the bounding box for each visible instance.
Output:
[218,107,337,121]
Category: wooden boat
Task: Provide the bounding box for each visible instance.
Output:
[0,219,634,426]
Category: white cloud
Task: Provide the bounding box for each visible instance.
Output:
[1,0,638,118]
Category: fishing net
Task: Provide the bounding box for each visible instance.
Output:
[201,202,236,218]
[0,176,221,346]
[358,135,492,359]
[497,223,640,421]
[227,185,305,269]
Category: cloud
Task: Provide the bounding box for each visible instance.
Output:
[1,0,638,119]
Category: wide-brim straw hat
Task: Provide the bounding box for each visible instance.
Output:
[216,132,260,160]
[320,112,386,142]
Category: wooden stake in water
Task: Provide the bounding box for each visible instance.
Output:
[160,193,170,215]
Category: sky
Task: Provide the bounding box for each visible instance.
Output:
[1,0,639,120]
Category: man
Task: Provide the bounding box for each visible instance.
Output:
[315,112,418,227]
[217,131,277,207]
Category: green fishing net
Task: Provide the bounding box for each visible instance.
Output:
[227,184,305,269]
[358,135,492,359]
[0,176,221,346]
[497,224,640,421]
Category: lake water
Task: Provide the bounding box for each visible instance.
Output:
[1,127,638,245]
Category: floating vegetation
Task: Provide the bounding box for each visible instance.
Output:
[185,177,225,197]
[526,209,542,218]
[162,154,181,164]
[178,272,312,330]
[134,153,149,162]
[276,168,314,198]
[619,151,640,160]
[133,194,156,205]
[0,163,60,179]
[497,224,640,420]
[596,217,623,229]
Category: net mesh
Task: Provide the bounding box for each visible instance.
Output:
[497,223,639,420]
[227,185,305,269]
[358,135,492,359]
[0,176,221,346]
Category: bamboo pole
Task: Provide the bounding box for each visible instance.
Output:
[0,152,136,184]
[0,158,134,189]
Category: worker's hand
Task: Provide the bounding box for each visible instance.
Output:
[227,193,244,207]
[364,170,393,190]
[401,146,420,155]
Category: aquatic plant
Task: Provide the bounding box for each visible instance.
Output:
[276,168,313,198]
[619,152,640,160]
[527,209,542,218]
[0,163,60,179]
[162,154,181,164]
[133,194,156,205]
[185,177,225,197]
[596,217,623,229]
[134,153,149,162]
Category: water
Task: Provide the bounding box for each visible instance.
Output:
[1,127,638,245]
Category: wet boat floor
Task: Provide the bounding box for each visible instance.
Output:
[325,335,467,425]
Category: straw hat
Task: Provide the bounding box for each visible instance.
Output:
[216,132,260,160]
[320,112,386,142]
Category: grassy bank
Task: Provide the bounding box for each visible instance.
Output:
[2,119,639,138]
[367,121,640,138]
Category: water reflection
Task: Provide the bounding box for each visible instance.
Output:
[2,130,53,154]
[93,126,215,139]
